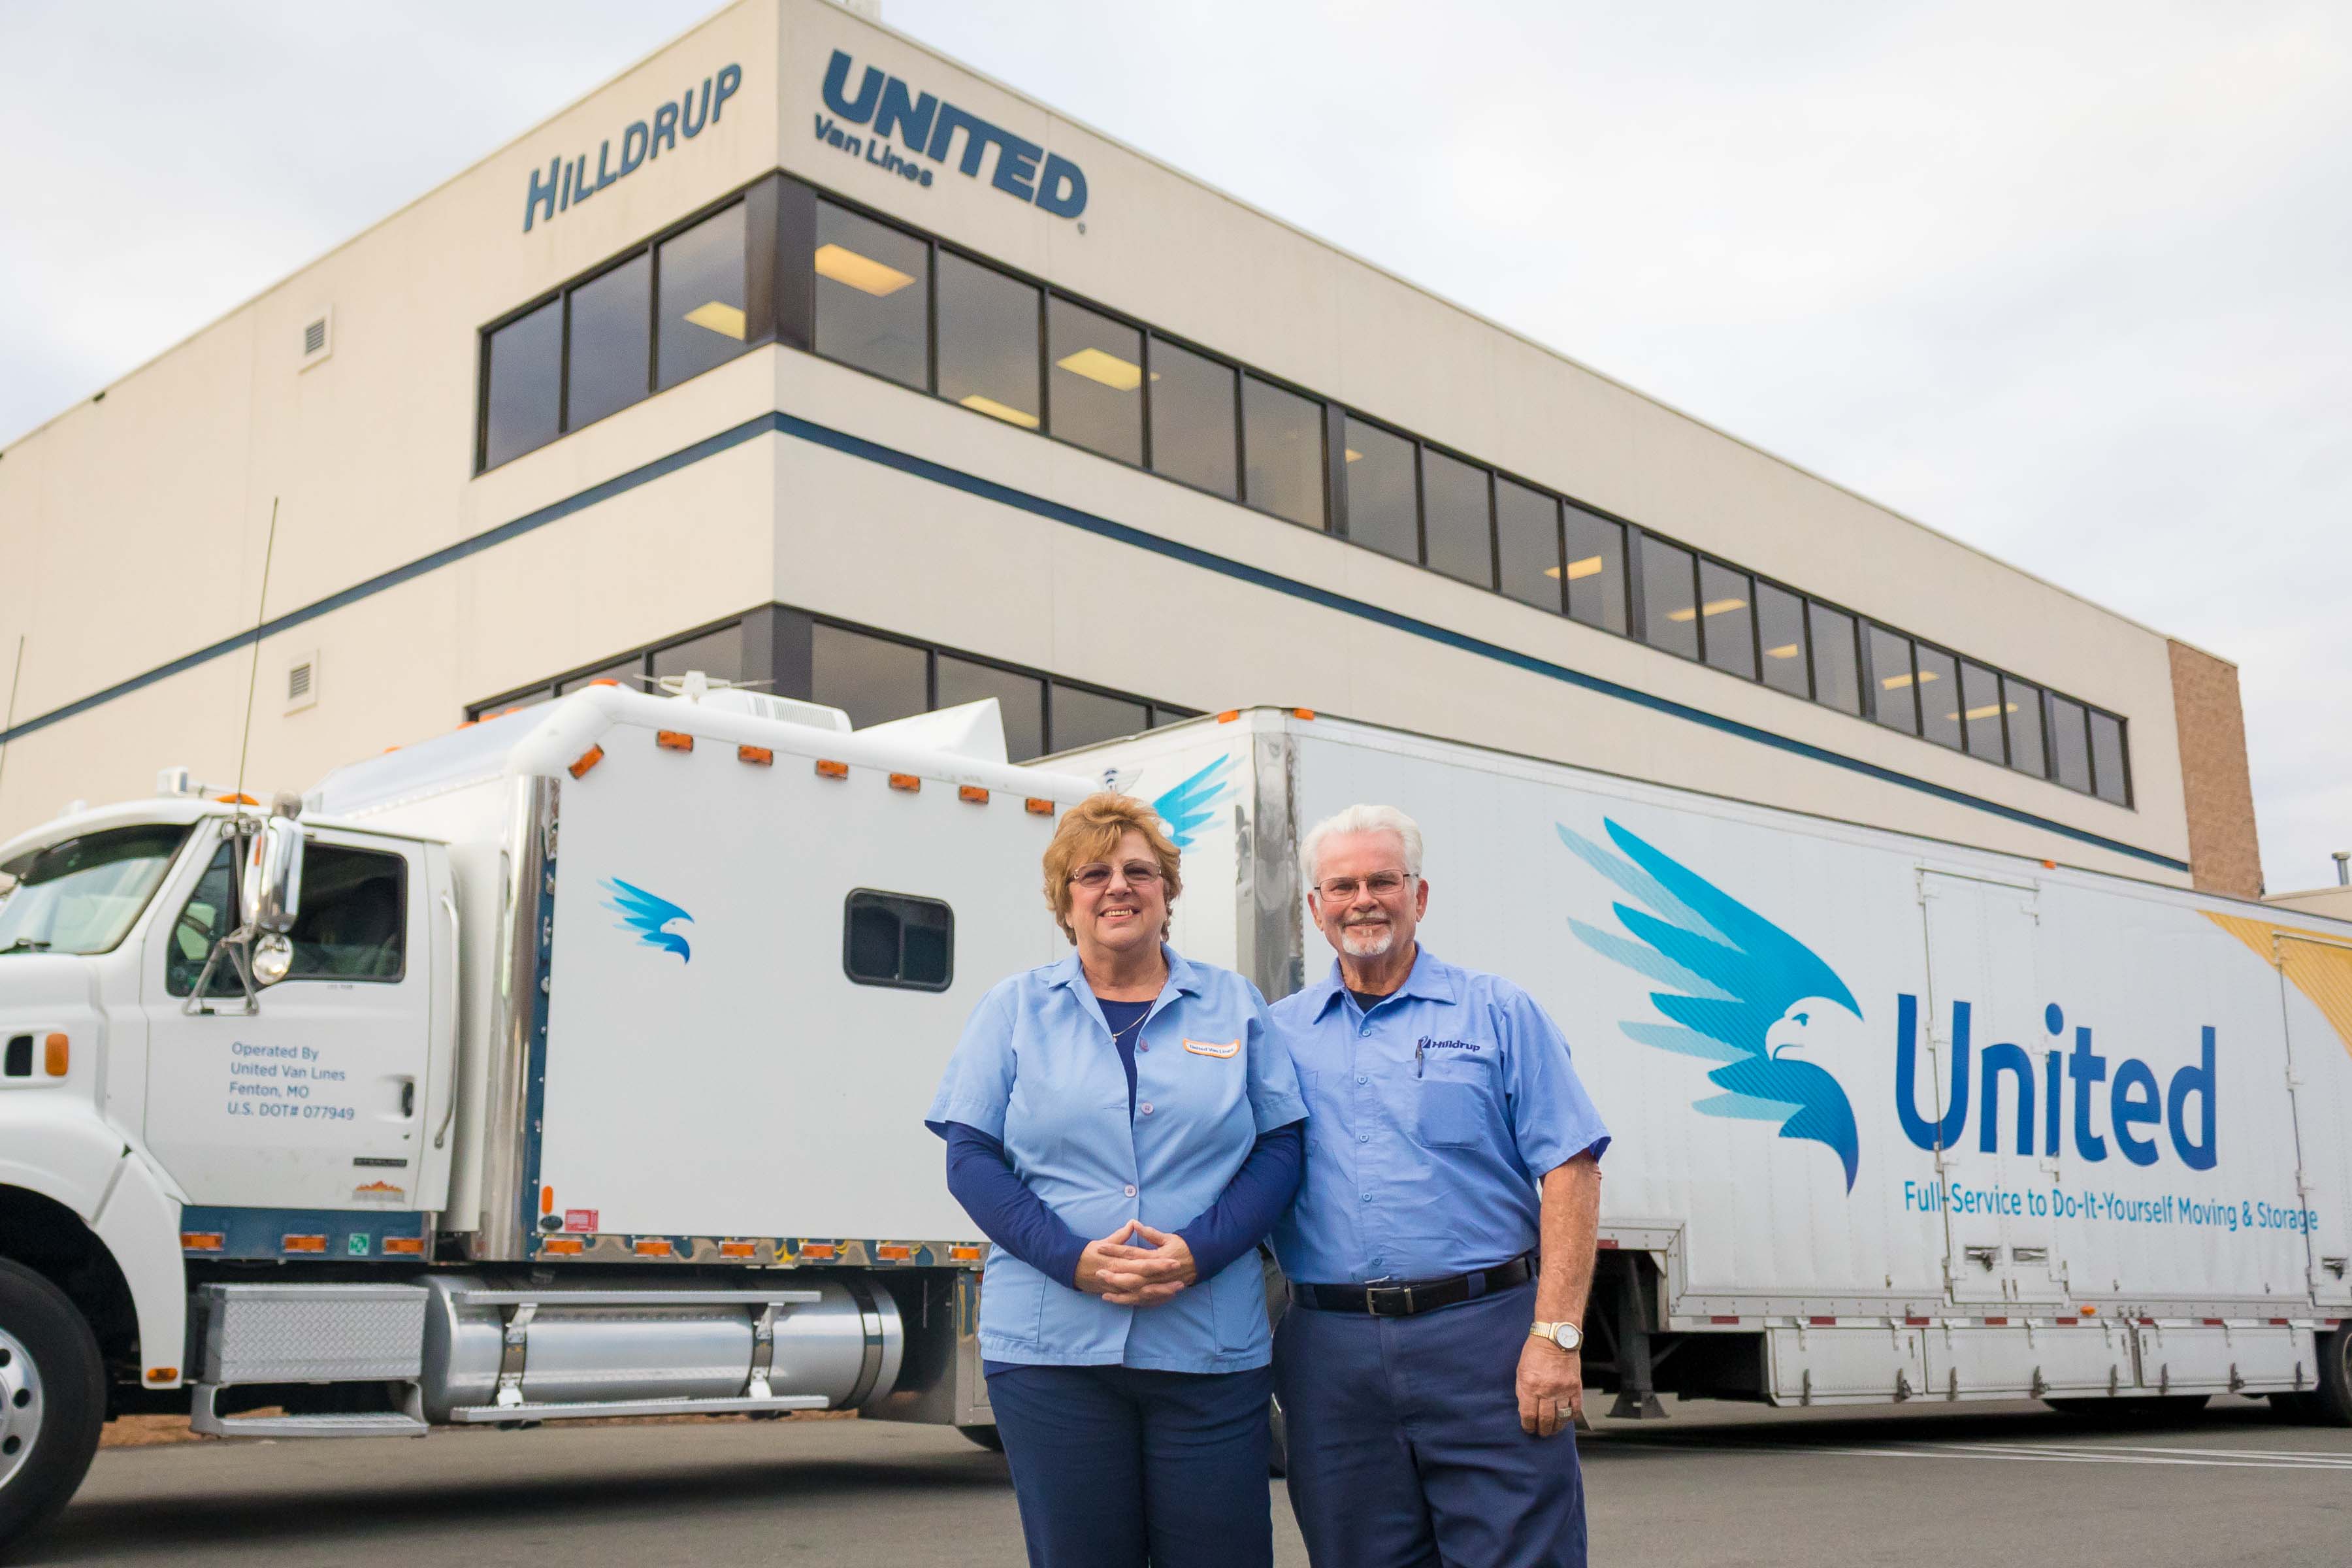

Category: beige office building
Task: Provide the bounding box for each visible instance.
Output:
[0,0,2263,896]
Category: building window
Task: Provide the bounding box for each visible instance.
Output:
[938,654,1046,762]
[1867,626,1919,735]
[1957,660,2005,762]
[482,298,562,468]
[843,889,954,992]
[1047,297,1143,465]
[657,203,749,390]
[813,200,929,391]
[1915,644,1963,750]
[1494,479,1563,613]
[2004,677,2048,777]
[936,252,1040,430]
[2047,694,2092,794]
[1698,560,1756,681]
[1808,604,1861,715]
[1052,684,1149,750]
[1241,375,1325,530]
[1637,536,1699,661]
[1341,417,1416,563]
[564,254,652,431]
[812,623,930,728]
[1147,336,1237,499]
[2088,710,2130,805]
[1754,581,1809,698]
[1562,506,1627,635]
[1422,449,1494,589]
[651,623,745,687]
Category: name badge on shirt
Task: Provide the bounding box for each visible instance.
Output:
[1183,1037,1241,1059]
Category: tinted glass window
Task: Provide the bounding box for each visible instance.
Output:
[557,657,644,694]
[482,298,563,468]
[813,201,929,391]
[564,255,651,430]
[1867,626,1919,734]
[1047,298,1142,465]
[1699,560,1756,681]
[2004,678,2048,778]
[1563,506,1627,634]
[842,890,954,991]
[1958,660,2006,762]
[813,624,928,728]
[1146,337,1237,499]
[1495,480,1561,613]
[937,252,1039,430]
[1241,376,1325,529]
[2088,711,2130,805]
[1052,685,1148,750]
[1637,536,1699,659]
[1342,417,1416,563]
[1809,604,1861,715]
[289,847,406,982]
[651,623,744,687]
[1916,645,1962,749]
[1756,581,1809,698]
[2048,694,2092,792]
[657,203,748,390]
[1422,449,1493,588]
[938,655,1045,762]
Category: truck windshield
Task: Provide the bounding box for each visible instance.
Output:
[0,825,193,956]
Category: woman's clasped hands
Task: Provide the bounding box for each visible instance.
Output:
[1073,1220,1200,1307]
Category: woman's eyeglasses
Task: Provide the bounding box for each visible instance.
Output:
[1070,861,1164,890]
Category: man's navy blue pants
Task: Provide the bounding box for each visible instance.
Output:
[985,1362,1275,1568]
[1274,1279,1587,1568]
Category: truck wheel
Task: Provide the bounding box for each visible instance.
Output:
[0,1259,106,1552]
[2313,1327,2352,1426]
[956,1424,1004,1453]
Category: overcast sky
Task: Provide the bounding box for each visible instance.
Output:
[6,1,2346,890]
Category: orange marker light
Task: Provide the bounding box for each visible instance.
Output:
[1293,708,1317,721]
[44,1034,67,1076]
[2042,859,2057,870]
[2079,1305,2099,1316]
[815,759,849,779]
[958,785,989,804]
[738,745,774,767]
[568,745,605,779]
[655,730,694,753]
[949,1245,983,1262]
[180,1232,225,1253]
[282,1235,328,1254]
[888,773,921,792]
[540,1236,584,1256]
[1215,711,1240,724]
[877,1243,913,1261]
[146,1367,180,1384]
[719,1241,758,1259]
[588,678,621,688]
[214,792,260,806]
[540,1185,555,1215]
[1025,798,1055,816]
[382,1236,425,1256]
[634,1238,675,1258]
[798,1242,838,1260]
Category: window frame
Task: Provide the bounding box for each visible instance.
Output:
[841,887,956,992]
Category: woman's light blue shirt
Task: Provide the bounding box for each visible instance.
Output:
[926,946,1307,1373]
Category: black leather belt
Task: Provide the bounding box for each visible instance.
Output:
[1289,1254,1533,1317]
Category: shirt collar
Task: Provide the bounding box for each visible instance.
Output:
[1305,944,1458,1020]
[1047,944,1203,1004]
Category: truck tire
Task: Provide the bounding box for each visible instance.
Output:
[2313,1327,2352,1426]
[0,1259,106,1552]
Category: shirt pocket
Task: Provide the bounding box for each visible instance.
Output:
[979,1258,1047,1348]
[1411,1061,1497,1151]
[1209,1253,1275,1354]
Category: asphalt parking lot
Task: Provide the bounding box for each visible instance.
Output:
[20,1396,2352,1567]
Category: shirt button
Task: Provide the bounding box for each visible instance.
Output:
[1356,1075,1367,1085]
[1360,1194,1373,1203]
[1123,1184,1137,1197]
[1139,1102,1154,1116]
[1358,1133,1370,1143]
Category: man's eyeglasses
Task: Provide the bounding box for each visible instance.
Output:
[1070,861,1164,890]
[1314,871,1414,902]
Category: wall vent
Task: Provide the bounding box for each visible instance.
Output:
[300,308,333,368]
[285,649,319,713]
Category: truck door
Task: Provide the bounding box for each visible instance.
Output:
[1919,871,2066,1306]
[140,820,436,1214]
[2276,936,2352,1308]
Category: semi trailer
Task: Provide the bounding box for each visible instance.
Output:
[0,693,2347,1550]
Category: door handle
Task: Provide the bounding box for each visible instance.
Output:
[434,891,460,1150]
[400,1079,416,1118]
[1963,1245,2000,1271]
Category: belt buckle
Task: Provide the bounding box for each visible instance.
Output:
[1362,1279,1415,1317]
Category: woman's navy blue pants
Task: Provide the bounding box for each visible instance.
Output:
[985,1362,1275,1568]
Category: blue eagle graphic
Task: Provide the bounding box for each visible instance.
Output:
[1558,819,1863,1190]
[1149,756,1235,851]
[600,878,693,963]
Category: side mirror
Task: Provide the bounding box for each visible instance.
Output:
[240,797,306,939]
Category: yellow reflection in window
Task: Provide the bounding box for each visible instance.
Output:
[1765,643,1801,659]
[959,394,1041,429]
[1545,555,1606,581]
[683,301,746,340]
[1054,348,1142,391]
[1665,598,1746,623]
[815,242,917,297]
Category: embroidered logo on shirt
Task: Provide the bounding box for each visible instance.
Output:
[1183,1037,1241,1058]
[1419,1037,1482,1053]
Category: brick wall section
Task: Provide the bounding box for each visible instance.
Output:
[2168,640,2263,898]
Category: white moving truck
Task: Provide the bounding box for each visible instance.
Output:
[2,694,2348,1548]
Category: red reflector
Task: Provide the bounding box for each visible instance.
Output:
[634,1238,674,1258]
[1905,1316,1931,1326]
[888,773,920,792]
[282,1235,328,1254]
[958,785,989,804]
[1594,1238,1620,1250]
[1808,1316,1837,1326]
[1024,797,1054,815]
[1983,1316,2009,1326]
[180,1232,225,1252]
[815,759,849,779]
[568,745,604,779]
[949,1245,983,1262]
[1709,1315,1740,1324]
[540,1237,584,1256]
[2050,1317,2078,1326]
[798,1242,838,1260]
[877,1243,913,1261]
[2270,1317,2291,1326]
[2203,1318,2226,1326]
[382,1236,425,1256]
[719,1241,757,1259]
[655,730,694,752]
[738,745,774,766]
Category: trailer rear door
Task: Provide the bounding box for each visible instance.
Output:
[2276,936,2352,1308]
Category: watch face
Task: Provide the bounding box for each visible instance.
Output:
[1551,1323,1581,1351]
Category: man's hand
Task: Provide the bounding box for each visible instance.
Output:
[1096,1224,1197,1307]
[1517,1333,1582,1437]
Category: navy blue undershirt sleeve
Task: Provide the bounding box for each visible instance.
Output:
[1096,996,1149,1116]
[1171,1121,1305,1282]
[940,1121,1090,1289]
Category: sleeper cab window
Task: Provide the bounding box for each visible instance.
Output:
[657,202,749,390]
[937,252,1040,431]
[482,297,563,469]
[813,200,930,391]
[1147,336,1237,499]
[1241,375,1326,530]
[843,889,955,991]
[1562,504,1628,634]
[1421,448,1494,589]
[1341,417,1417,563]
[1047,297,1143,465]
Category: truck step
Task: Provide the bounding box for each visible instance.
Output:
[446,1394,830,1423]
[191,1407,429,1439]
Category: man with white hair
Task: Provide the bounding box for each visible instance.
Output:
[1269,802,1608,1568]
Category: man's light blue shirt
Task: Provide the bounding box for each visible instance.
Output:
[1269,947,1609,1285]
[926,946,1307,1373]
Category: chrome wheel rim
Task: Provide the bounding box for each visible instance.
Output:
[0,1326,42,1494]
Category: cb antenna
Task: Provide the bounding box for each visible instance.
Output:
[231,498,281,815]
[0,633,25,807]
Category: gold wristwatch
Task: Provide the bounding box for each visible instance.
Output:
[1531,1319,1583,1352]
